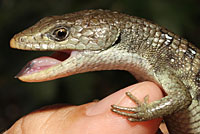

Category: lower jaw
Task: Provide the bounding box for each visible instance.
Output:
[16,50,72,78]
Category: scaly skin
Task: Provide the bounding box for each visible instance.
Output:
[10,9,200,134]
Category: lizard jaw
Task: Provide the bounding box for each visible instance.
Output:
[10,36,104,82]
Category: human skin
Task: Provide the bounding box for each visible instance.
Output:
[4,82,163,134]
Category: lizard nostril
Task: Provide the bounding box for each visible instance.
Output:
[19,37,26,42]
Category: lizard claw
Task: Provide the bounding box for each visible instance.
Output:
[111,104,138,112]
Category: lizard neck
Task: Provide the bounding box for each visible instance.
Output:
[72,44,156,82]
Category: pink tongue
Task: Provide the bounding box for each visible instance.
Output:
[15,56,61,78]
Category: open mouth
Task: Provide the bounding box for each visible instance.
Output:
[15,50,72,77]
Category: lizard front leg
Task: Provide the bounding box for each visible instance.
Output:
[111,69,192,122]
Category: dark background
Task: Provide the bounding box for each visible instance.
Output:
[1,0,200,132]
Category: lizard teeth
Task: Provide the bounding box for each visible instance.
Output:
[71,50,80,57]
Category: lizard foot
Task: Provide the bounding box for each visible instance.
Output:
[111,92,152,121]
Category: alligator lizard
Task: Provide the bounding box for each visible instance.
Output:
[10,9,200,134]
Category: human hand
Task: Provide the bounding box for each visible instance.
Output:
[4,82,163,134]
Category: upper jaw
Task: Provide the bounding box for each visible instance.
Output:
[10,34,60,51]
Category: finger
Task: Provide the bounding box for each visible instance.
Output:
[4,81,163,134]
[86,81,163,134]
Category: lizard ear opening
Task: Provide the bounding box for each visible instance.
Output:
[107,32,121,49]
[114,33,121,44]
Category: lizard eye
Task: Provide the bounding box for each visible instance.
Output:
[52,27,69,41]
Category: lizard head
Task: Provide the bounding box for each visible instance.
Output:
[10,10,124,82]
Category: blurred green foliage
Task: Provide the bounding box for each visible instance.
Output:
[0,0,200,132]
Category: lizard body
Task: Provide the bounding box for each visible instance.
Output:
[10,9,200,134]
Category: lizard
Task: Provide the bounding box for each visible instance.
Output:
[10,9,200,134]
